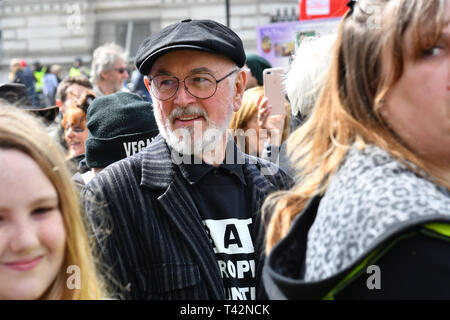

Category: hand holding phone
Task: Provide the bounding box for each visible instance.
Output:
[262,68,287,146]
[256,96,285,147]
[263,67,286,116]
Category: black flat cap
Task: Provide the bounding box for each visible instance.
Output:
[135,19,246,75]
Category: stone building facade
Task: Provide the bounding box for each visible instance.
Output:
[0,0,299,81]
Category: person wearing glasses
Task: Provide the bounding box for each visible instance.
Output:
[81,19,293,300]
[90,42,129,97]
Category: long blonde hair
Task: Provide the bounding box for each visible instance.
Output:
[0,104,108,299]
[264,0,448,252]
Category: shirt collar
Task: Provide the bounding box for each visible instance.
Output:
[178,142,247,186]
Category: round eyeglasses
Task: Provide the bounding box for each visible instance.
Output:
[148,69,239,101]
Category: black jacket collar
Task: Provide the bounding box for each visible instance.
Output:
[141,134,253,189]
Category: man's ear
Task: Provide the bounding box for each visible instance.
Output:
[144,76,151,94]
[233,69,247,112]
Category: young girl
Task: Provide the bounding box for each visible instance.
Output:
[0,104,107,299]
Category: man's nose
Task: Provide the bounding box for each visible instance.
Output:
[173,82,196,105]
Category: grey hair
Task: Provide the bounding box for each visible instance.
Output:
[284,34,336,119]
[90,42,128,84]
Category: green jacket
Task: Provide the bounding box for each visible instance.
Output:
[33,67,46,93]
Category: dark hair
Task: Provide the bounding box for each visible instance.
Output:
[77,90,96,113]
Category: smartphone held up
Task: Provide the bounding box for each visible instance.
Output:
[263,68,286,116]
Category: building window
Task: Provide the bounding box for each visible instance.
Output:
[95,20,160,58]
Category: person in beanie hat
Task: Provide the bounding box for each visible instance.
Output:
[72,91,158,187]
[81,19,292,300]
[244,53,272,90]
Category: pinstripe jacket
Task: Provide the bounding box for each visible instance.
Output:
[81,135,293,300]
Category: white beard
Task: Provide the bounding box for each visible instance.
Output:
[154,105,233,156]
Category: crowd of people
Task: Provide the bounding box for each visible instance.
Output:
[0,0,449,301]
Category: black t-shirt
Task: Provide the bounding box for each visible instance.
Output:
[179,158,257,300]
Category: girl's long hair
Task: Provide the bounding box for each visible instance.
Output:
[264,0,448,252]
[0,104,108,299]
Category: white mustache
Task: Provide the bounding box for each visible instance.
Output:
[169,106,208,123]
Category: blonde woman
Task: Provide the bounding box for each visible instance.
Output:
[0,104,108,299]
[263,0,450,299]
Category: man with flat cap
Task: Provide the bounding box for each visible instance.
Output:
[81,19,292,300]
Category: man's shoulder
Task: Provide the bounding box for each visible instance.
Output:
[85,151,144,191]
[84,135,169,192]
[243,153,294,190]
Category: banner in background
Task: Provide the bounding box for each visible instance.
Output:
[256,17,340,71]
[306,0,330,16]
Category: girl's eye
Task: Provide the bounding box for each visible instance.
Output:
[32,207,54,215]
[65,125,85,133]
[421,45,445,58]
